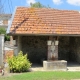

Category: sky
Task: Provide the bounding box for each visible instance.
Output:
[2,0,80,14]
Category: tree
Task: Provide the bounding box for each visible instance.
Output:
[30,2,50,8]
[0,27,10,41]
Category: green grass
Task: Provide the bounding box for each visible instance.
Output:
[0,71,80,80]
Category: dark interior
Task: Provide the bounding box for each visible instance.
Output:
[58,36,80,63]
[20,36,80,64]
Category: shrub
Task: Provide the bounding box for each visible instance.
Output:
[7,51,32,72]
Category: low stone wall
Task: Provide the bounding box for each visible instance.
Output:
[43,60,67,71]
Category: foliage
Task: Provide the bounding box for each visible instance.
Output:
[5,34,10,41]
[0,27,10,41]
[7,51,32,72]
[30,2,50,8]
[0,28,5,34]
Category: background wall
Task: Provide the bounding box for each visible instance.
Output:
[59,36,80,63]
[21,36,48,63]
[20,36,80,63]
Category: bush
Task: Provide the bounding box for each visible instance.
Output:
[7,51,32,72]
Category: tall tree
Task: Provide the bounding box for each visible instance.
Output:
[30,2,50,8]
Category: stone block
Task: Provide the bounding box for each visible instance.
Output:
[43,60,67,71]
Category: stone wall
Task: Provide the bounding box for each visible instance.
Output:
[69,37,77,62]
[19,36,80,63]
[21,36,48,63]
[59,36,80,63]
[0,34,4,66]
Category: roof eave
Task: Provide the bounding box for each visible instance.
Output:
[7,33,80,36]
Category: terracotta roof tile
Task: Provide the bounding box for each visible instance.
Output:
[8,7,80,35]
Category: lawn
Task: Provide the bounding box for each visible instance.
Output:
[0,71,80,80]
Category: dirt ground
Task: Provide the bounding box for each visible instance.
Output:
[0,62,80,77]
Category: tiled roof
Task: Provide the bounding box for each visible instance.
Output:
[8,7,80,35]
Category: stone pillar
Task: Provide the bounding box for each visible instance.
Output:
[10,36,13,45]
[17,36,22,53]
[47,40,52,60]
[0,34,4,66]
[54,40,59,60]
[47,36,59,60]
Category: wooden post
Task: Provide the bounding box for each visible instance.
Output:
[18,36,22,53]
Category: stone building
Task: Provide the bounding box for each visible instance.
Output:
[7,7,80,64]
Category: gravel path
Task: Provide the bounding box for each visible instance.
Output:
[0,62,80,77]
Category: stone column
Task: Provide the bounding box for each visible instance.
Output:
[54,40,59,60]
[0,34,4,66]
[47,40,52,60]
[10,36,13,45]
[17,36,22,53]
[47,36,59,61]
